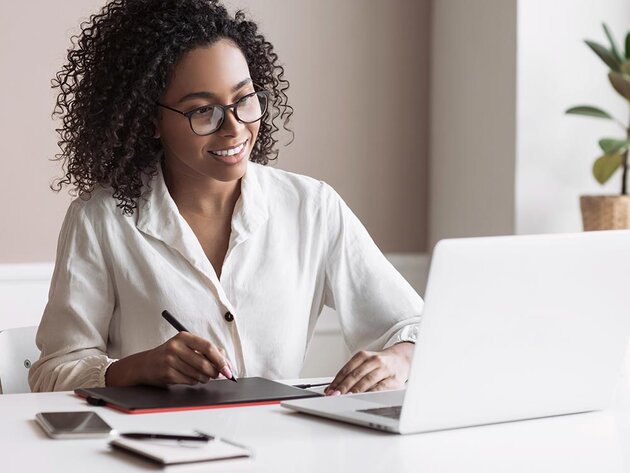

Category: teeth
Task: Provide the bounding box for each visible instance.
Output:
[211,142,246,157]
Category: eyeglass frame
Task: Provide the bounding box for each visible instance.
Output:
[155,89,273,136]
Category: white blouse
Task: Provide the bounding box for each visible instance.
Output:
[29,162,423,392]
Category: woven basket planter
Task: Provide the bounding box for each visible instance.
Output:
[580,195,630,231]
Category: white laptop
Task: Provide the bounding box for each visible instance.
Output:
[282,231,630,434]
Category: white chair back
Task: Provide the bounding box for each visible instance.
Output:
[0,326,39,394]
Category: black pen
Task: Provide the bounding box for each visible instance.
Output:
[121,432,213,442]
[161,309,238,382]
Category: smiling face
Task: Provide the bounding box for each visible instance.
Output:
[155,39,260,184]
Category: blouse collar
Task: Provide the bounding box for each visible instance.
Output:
[135,161,269,281]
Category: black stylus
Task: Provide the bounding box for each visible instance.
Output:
[292,382,331,389]
[161,309,238,382]
[121,432,212,442]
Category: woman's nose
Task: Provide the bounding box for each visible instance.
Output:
[218,107,243,136]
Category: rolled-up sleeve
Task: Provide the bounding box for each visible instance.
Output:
[29,199,116,392]
[322,184,423,353]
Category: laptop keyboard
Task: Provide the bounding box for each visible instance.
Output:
[357,405,402,419]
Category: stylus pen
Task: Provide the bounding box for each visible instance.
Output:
[292,382,331,389]
[161,309,238,382]
[121,432,213,442]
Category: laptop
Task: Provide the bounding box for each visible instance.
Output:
[282,231,630,434]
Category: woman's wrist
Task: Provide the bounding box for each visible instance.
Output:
[105,351,148,386]
[385,341,415,363]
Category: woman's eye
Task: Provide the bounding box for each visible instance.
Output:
[239,94,254,104]
[192,106,213,115]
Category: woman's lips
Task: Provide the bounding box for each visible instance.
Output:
[208,140,248,165]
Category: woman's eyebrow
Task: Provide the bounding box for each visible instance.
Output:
[177,78,252,103]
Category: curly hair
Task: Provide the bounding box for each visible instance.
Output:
[51,0,293,215]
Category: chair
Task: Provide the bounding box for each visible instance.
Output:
[0,326,39,394]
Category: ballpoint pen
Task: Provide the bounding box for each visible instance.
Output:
[161,309,238,382]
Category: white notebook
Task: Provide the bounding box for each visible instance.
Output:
[110,432,252,465]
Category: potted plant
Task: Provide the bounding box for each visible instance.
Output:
[566,23,630,231]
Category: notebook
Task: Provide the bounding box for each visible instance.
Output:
[76,376,321,414]
[110,431,252,466]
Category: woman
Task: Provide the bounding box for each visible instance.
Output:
[29,0,423,395]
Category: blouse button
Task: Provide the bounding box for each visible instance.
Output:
[224,311,234,322]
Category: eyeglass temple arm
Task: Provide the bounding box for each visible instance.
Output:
[156,102,186,116]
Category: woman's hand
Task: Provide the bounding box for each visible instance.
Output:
[324,342,415,396]
[105,332,234,387]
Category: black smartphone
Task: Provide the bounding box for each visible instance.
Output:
[35,411,113,439]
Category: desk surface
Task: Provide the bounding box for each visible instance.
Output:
[2,377,630,473]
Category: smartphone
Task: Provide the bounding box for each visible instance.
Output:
[35,411,113,439]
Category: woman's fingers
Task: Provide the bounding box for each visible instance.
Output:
[147,345,200,385]
[367,376,397,392]
[326,351,382,395]
[163,354,206,385]
[156,341,209,384]
[175,345,220,379]
[326,345,412,395]
[182,333,234,379]
[326,351,369,394]
[176,349,220,381]
[146,333,232,386]
[345,367,389,394]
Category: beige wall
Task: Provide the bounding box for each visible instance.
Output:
[0,1,103,264]
[429,0,517,247]
[0,0,430,264]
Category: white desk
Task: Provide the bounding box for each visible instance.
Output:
[2,376,630,472]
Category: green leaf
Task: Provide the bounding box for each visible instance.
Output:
[598,138,630,154]
[608,71,630,100]
[603,24,625,63]
[593,153,623,184]
[585,40,621,71]
[626,32,630,59]
[565,105,614,119]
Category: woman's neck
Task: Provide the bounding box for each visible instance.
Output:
[162,162,242,218]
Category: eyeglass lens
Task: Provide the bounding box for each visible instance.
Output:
[190,91,268,135]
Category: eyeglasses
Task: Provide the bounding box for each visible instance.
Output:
[156,90,272,136]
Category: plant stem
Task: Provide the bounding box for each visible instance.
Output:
[623,149,628,195]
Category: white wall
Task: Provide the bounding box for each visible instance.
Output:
[516,0,630,235]
[0,264,53,330]
[430,0,630,244]
[429,0,517,249]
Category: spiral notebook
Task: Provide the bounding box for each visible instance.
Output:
[110,432,252,465]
